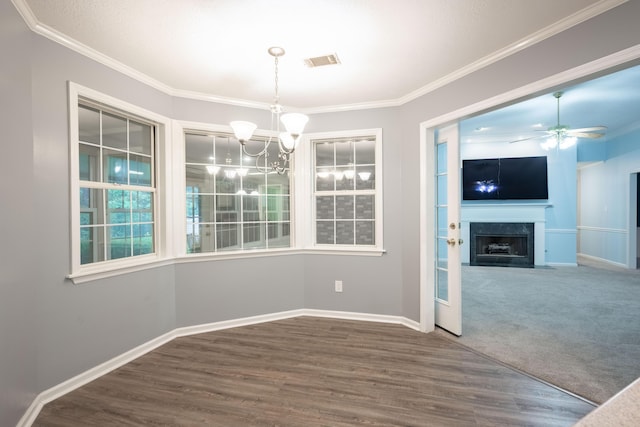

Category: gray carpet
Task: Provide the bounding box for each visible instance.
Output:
[438,259,640,404]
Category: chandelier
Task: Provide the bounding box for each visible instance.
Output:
[229,47,309,174]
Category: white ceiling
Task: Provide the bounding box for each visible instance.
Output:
[18,0,620,111]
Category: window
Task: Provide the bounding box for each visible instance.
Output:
[77,103,156,264]
[311,130,382,248]
[69,82,170,282]
[184,131,291,253]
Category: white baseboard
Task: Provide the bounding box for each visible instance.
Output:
[18,310,419,427]
[577,253,629,269]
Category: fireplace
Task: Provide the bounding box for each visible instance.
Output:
[470,222,534,268]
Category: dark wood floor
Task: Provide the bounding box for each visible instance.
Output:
[34,317,595,426]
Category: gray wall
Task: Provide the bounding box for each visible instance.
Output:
[0,1,38,425]
[2,0,640,425]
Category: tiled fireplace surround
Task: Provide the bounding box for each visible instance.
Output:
[461,203,550,267]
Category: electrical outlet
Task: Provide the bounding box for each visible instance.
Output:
[335,280,343,293]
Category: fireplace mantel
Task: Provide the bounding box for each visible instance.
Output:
[461,203,551,266]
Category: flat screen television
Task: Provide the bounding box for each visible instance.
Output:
[462,156,548,200]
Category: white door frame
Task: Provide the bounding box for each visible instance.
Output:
[419,45,640,332]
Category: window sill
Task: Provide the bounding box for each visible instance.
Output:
[67,256,174,285]
[299,247,386,256]
[175,248,301,264]
[68,247,386,284]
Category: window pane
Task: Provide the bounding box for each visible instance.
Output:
[335,141,352,166]
[80,188,105,225]
[217,169,240,193]
[335,195,354,219]
[437,175,448,205]
[355,195,374,219]
[78,105,100,144]
[315,168,334,191]
[356,221,375,245]
[268,223,290,248]
[107,190,130,224]
[243,223,265,248]
[316,221,334,244]
[129,120,152,155]
[131,191,154,222]
[102,112,127,150]
[79,144,100,182]
[80,225,105,264]
[355,139,375,164]
[104,149,128,184]
[315,142,334,167]
[185,133,213,164]
[188,194,214,222]
[216,195,238,216]
[129,154,152,186]
[336,221,354,244]
[335,167,355,191]
[217,223,239,250]
[316,196,334,219]
[189,224,216,253]
[108,224,131,260]
[215,136,241,166]
[355,166,375,190]
[437,142,447,174]
[132,224,154,255]
[266,172,289,194]
[186,165,215,193]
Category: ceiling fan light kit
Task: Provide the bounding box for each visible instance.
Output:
[511,91,607,150]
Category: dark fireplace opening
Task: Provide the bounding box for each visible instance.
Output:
[470,222,534,268]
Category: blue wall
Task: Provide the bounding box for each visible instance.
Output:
[459,135,578,265]
[578,128,640,266]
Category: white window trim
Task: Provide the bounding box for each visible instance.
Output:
[296,128,384,254]
[67,82,174,284]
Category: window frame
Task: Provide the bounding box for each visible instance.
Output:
[174,120,299,260]
[68,82,174,283]
[299,128,384,254]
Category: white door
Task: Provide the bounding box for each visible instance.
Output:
[434,124,462,335]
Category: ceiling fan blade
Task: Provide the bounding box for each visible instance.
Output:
[508,134,546,144]
[569,126,607,133]
[571,132,605,139]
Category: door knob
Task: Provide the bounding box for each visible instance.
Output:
[458,239,464,245]
[447,238,456,246]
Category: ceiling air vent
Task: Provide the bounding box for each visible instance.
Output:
[304,53,341,68]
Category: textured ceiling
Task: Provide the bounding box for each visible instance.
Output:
[20,0,615,111]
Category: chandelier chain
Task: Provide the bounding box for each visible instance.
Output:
[274,55,279,104]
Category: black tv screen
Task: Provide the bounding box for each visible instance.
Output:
[462,156,548,200]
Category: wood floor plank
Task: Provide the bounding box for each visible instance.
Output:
[34,317,596,426]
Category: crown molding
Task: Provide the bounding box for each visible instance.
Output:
[11,0,627,114]
[395,0,627,108]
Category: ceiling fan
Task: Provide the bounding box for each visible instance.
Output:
[510,91,607,149]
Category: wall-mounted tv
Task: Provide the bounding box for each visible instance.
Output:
[462,156,548,200]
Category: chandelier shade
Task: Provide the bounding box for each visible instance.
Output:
[229,121,257,143]
[280,113,309,137]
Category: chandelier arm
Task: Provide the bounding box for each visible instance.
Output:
[253,152,273,174]
[240,139,271,158]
